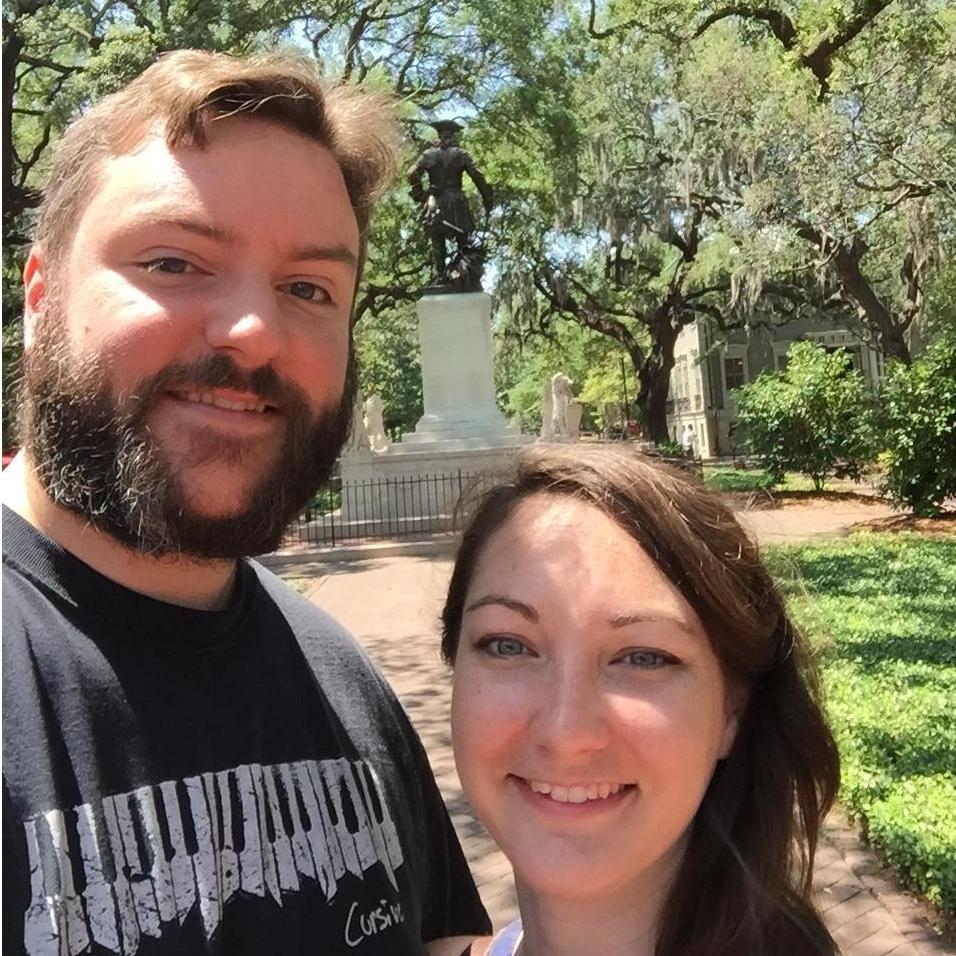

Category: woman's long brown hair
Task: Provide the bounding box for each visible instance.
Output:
[441,446,841,956]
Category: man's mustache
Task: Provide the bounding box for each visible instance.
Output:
[125,354,310,414]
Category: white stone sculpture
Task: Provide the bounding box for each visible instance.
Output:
[344,388,369,452]
[539,379,555,441]
[551,372,575,442]
[566,399,583,442]
[363,394,389,454]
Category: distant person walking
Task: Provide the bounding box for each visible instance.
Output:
[681,423,697,458]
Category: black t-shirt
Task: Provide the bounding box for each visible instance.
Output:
[2,507,489,955]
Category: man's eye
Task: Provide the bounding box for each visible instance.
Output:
[620,649,676,669]
[281,281,330,303]
[477,636,527,658]
[139,257,191,274]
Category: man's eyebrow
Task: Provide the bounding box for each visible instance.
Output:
[125,216,358,268]
[464,595,539,622]
[130,215,240,245]
[287,243,358,269]
[608,612,697,635]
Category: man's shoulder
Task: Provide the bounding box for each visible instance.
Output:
[2,542,52,632]
[246,560,390,692]
[248,560,351,637]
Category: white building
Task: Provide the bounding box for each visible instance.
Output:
[666,318,884,459]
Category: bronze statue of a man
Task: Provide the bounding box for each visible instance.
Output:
[407,120,494,293]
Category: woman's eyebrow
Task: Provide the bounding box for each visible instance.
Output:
[608,612,697,635]
[464,595,538,622]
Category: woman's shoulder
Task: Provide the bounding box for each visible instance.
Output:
[425,936,492,956]
[485,920,523,956]
[427,920,521,956]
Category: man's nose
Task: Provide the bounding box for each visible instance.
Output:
[204,280,286,369]
[530,665,611,759]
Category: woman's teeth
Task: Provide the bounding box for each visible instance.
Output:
[526,780,626,803]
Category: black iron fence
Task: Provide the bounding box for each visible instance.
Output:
[279,453,702,551]
[281,470,499,549]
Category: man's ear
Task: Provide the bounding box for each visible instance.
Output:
[22,246,47,350]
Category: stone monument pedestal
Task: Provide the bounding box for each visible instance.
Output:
[400,292,521,447]
[334,292,530,531]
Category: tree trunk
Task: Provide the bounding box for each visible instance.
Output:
[798,228,914,365]
[636,316,678,443]
[2,18,24,224]
[831,238,912,364]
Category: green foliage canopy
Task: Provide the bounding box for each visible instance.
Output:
[4,0,954,448]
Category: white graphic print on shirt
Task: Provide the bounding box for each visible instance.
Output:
[21,757,404,956]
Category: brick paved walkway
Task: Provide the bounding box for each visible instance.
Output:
[286,499,951,955]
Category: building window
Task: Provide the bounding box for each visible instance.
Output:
[724,356,746,392]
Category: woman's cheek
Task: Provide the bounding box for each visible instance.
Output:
[452,666,529,752]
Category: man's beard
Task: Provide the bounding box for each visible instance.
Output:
[20,309,355,559]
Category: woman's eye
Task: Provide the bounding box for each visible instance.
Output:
[281,280,330,303]
[620,649,676,669]
[139,257,192,274]
[478,636,528,658]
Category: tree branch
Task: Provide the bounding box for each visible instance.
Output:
[352,280,420,325]
[587,0,643,40]
[796,226,911,362]
[694,5,797,49]
[17,54,80,76]
[342,6,373,82]
[801,0,894,95]
[694,0,894,98]
[532,265,647,367]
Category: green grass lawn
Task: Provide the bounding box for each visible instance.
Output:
[765,534,956,918]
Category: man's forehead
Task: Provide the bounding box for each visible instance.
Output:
[87,127,360,258]
[103,119,347,200]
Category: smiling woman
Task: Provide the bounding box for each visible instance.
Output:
[440,446,842,956]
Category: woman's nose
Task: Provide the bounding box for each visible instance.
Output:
[528,666,611,760]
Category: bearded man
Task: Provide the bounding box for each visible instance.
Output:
[1,51,489,956]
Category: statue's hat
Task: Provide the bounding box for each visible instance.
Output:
[430,119,463,134]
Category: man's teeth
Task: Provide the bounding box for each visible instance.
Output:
[183,391,267,413]
[527,780,626,803]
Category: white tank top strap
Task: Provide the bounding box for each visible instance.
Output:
[486,918,524,956]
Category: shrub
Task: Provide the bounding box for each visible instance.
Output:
[878,335,956,516]
[734,341,875,491]
[656,438,685,458]
[703,466,777,493]
[867,774,956,913]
